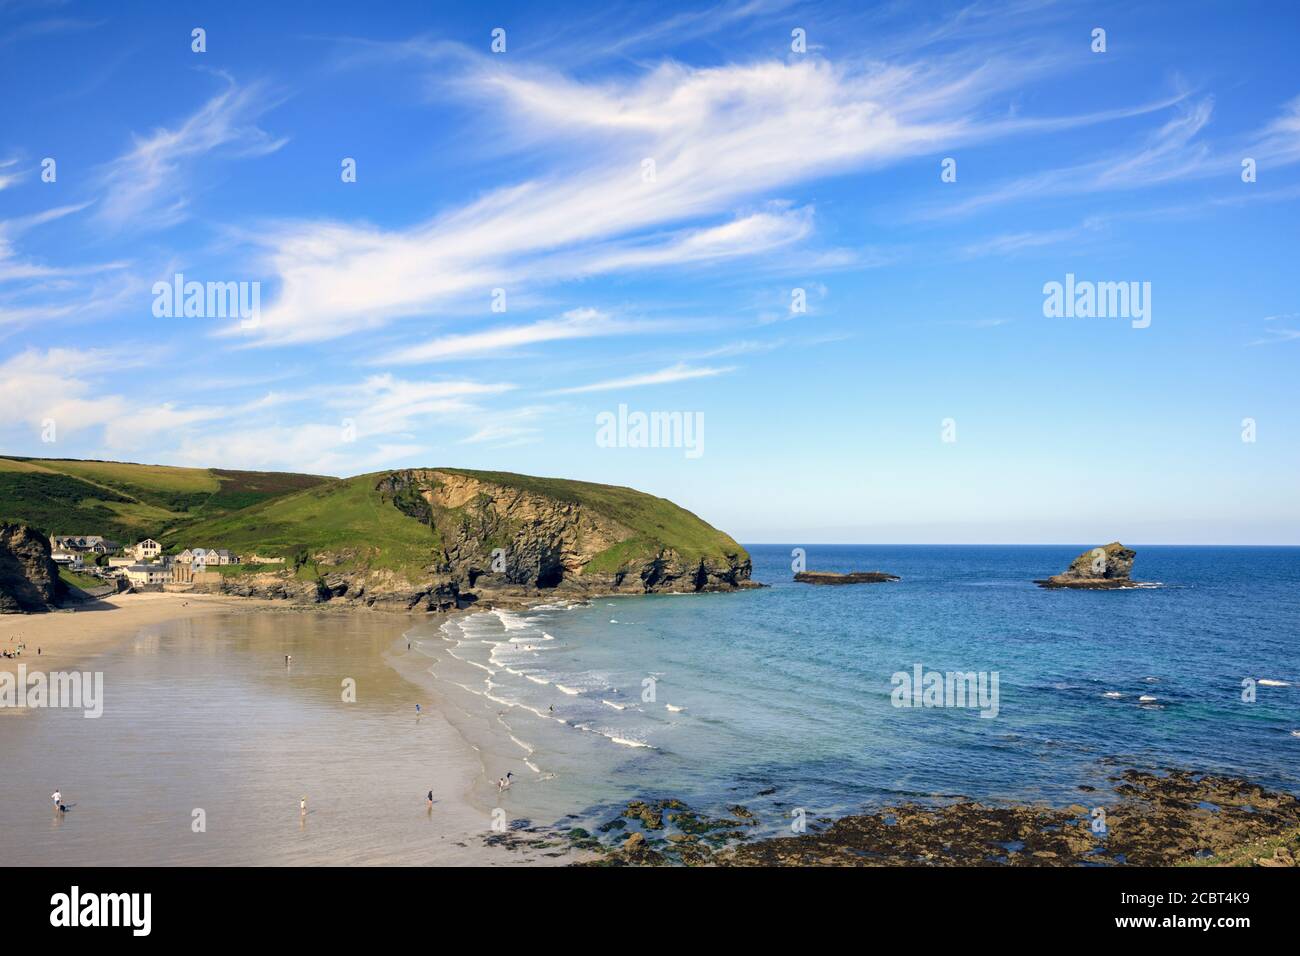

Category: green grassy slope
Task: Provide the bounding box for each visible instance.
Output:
[0,457,330,540]
[161,468,746,578]
[155,473,443,575]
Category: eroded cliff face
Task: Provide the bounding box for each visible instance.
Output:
[215,470,754,610]
[0,523,61,613]
[381,469,754,595]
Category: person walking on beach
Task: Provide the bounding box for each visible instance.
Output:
[51,788,61,810]
[300,795,307,815]
[426,789,434,810]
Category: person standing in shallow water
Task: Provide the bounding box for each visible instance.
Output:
[426,790,433,811]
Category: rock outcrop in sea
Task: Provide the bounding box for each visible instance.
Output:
[1034,542,1139,589]
[794,571,900,584]
[0,522,61,613]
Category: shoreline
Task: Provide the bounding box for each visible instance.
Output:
[6,589,1296,866]
[0,590,486,680]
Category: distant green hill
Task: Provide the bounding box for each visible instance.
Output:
[0,457,330,541]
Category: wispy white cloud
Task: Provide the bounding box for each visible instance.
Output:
[958,216,1108,259]
[374,308,654,364]
[239,47,1125,346]
[0,157,20,191]
[94,75,287,231]
[550,362,734,394]
[1249,312,1300,346]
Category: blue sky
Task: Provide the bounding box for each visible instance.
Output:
[2,0,1298,543]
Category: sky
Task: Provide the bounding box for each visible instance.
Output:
[1,0,1298,543]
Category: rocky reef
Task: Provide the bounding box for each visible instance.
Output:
[794,571,900,584]
[564,769,1300,867]
[0,522,61,613]
[1035,542,1139,589]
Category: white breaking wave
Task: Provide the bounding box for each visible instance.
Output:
[666,704,686,712]
[1139,695,1159,702]
[601,700,627,711]
[1102,692,1123,699]
[555,684,580,696]
[1259,679,1292,687]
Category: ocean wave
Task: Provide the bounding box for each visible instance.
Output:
[601,699,628,711]
[555,684,581,696]
[665,704,686,712]
[492,609,532,631]
[1259,679,1292,687]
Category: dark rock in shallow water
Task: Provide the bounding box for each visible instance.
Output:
[1034,542,1141,589]
[713,771,1300,867]
[794,571,900,585]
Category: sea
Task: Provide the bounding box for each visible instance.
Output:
[405,544,1300,836]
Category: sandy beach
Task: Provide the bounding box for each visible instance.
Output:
[0,592,287,678]
[0,596,582,865]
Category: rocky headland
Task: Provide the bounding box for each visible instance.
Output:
[1035,542,1142,589]
[192,468,759,611]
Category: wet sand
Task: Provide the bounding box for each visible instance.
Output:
[0,592,278,678]
[0,605,576,865]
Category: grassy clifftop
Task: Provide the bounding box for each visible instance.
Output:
[155,472,441,574]
[0,456,330,540]
[165,468,747,578]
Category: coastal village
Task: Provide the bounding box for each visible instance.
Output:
[49,534,283,592]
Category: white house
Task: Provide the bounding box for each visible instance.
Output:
[124,564,171,587]
[132,539,162,561]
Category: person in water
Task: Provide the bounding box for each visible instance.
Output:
[497,772,513,792]
[426,790,434,810]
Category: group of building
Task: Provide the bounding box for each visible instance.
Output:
[48,534,275,590]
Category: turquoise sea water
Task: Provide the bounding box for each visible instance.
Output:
[409,545,1300,835]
